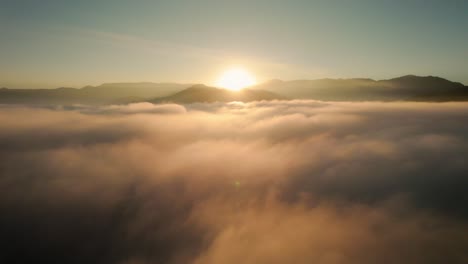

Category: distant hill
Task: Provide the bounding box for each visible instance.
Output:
[254,75,468,101]
[0,82,190,105]
[1,76,468,105]
[150,84,285,104]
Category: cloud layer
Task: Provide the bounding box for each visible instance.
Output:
[0,101,467,264]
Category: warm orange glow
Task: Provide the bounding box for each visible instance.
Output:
[215,67,257,91]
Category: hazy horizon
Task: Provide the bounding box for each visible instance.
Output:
[2,73,466,90]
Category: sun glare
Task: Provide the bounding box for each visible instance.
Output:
[216,67,257,91]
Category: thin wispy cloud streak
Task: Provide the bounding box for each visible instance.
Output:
[0,101,467,263]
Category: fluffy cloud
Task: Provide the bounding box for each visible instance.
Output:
[0,101,467,264]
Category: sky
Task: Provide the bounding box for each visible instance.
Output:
[0,0,467,88]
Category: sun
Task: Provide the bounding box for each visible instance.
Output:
[215,67,257,91]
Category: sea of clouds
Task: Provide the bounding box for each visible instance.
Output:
[1,101,467,264]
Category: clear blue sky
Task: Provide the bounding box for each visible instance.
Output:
[1,0,467,88]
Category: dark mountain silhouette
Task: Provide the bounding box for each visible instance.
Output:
[0,82,189,105]
[254,75,468,101]
[150,84,285,104]
[1,75,467,104]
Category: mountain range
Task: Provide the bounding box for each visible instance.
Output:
[255,75,468,101]
[151,84,285,104]
[0,83,188,105]
[1,75,467,105]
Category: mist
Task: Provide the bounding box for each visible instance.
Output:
[1,101,467,264]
